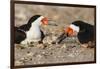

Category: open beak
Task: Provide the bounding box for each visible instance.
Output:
[64,27,77,37]
[41,17,48,25]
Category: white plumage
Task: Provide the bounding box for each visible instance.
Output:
[20,16,45,44]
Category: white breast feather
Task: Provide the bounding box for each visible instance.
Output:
[20,16,44,44]
[26,25,41,41]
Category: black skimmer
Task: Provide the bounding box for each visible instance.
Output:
[53,21,95,48]
[15,15,48,44]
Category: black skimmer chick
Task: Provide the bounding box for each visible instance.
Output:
[15,15,48,44]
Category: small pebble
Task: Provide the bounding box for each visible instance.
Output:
[68,54,75,58]
[26,52,33,57]
[37,44,46,49]
[36,54,43,59]
[15,60,24,65]
[61,44,67,49]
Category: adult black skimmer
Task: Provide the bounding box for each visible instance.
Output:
[15,15,48,44]
[53,21,95,48]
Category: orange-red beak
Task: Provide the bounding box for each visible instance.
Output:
[41,17,48,25]
[65,27,74,36]
[65,27,78,37]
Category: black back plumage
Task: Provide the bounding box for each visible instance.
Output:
[72,21,94,44]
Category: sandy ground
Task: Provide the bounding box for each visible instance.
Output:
[14,3,95,66]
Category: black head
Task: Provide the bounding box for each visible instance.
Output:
[72,20,93,31]
[28,15,41,25]
[72,21,85,27]
[65,20,90,37]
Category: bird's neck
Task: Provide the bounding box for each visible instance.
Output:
[28,16,43,32]
[31,20,40,26]
[31,16,43,26]
[28,21,40,33]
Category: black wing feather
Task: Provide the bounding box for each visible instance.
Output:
[14,27,26,44]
